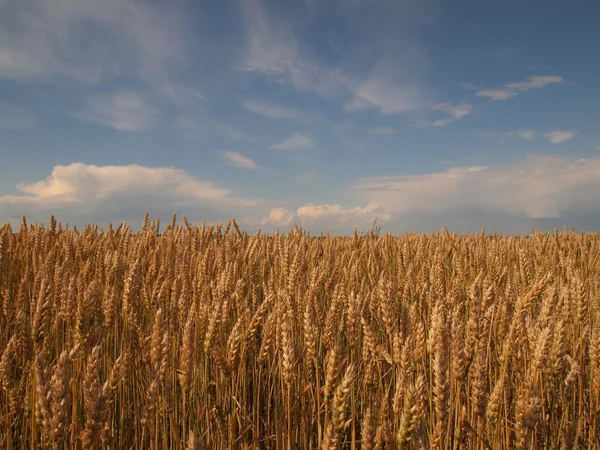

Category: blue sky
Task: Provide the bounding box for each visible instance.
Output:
[1,0,599,235]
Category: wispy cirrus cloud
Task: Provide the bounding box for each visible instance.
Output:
[242,99,310,121]
[73,91,158,132]
[221,151,259,169]
[468,129,536,140]
[476,75,563,101]
[511,129,537,140]
[343,50,432,114]
[467,128,574,144]
[0,0,202,104]
[238,0,436,116]
[270,132,316,150]
[369,127,397,135]
[344,74,427,114]
[237,0,348,97]
[431,102,473,126]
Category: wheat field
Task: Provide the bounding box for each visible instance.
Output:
[0,214,599,449]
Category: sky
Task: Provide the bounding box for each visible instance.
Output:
[1,0,599,235]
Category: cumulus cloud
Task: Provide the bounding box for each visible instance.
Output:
[369,127,397,135]
[476,75,563,101]
[252,202,388,233]
[0,163,261,228]
[352,155,600,221]
[296,203,384,223]
[74,91,158,131]
[4,157,599,236]
[270,132,316,150]
[258,208,295,227]
[221,151,259,169]
[242,99,310,121]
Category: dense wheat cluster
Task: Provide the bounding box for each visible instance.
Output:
[0,214,599,449]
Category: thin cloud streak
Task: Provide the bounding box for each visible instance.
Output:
[73,91,158,132]
[476,75,563,101]
[545,130,574,144]
[466,128,574,144]
[242,99,310,121]
[221,151,259,169]
[369,127,397,135]
[270,132,316,150]
[431,102,473,126]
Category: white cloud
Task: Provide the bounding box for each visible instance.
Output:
[237,0,347,96]
[259,208,295,227]
[352,154,600,220]
[476,75,563,101]
[4,157,599,235]
[238,0,433,115]
[343,50,432,114]
[0,162,261,227]
[74,91,158,131]
[221,151,259,169]
[270,132,316,150]
[431,102,473,126]
[4,163,246,204]
[545,130,574,144]
[0,101,36,130]
[254,202,389,231]
[512,129,537,140]
[467,128,573,144]
[433,103,473,120]
[0,0,198,103]
[344,77,425,114]
[369,127,397,135]
[475,89,518,101]
[297,203,383,223]
[505,76,564,91]
[242,99,310,121]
